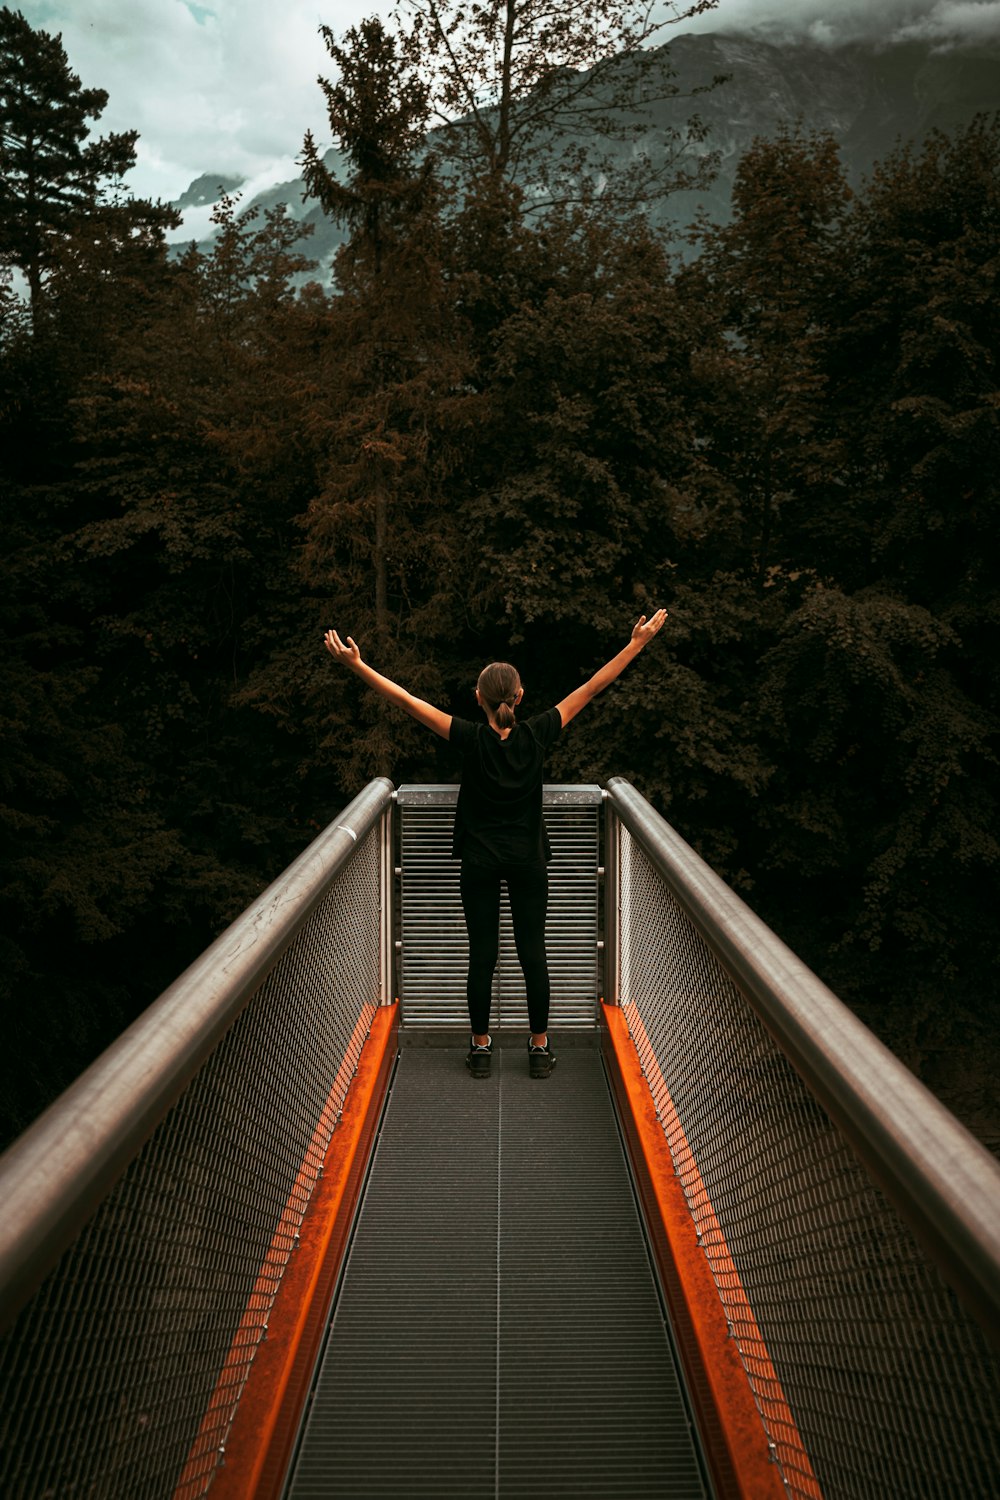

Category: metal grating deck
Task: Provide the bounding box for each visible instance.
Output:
[285,1035,708,1499]
[397,785,601,1028]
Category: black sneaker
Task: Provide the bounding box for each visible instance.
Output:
[528,1037,556,1079]
[466,1035,492,1079]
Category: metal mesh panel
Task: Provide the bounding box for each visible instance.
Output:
[616,821,1000,1500]
[0,819,386,1500]
[398,785,600,1027]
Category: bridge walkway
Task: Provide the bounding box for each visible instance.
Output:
[286,1034,706,1499]
[1,777,999,1500]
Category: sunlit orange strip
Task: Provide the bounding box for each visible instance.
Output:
[173,1001,395,1500]
[606,1002,822,1500]
[605,1008,827,1500]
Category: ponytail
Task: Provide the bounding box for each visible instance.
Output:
[478,661,521,729]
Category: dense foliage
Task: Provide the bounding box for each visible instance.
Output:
[2,8,998,1148]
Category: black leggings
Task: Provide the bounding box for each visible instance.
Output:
[459,860,550,1036]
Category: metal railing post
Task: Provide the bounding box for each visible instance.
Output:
[602,790,621,1006]
[380,793,397,1005]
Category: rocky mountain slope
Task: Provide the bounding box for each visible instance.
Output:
[170,31,1000,272]
[654,32,1000,235]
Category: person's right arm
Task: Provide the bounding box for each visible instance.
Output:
[555,610,668,728]
[324,629,452,739]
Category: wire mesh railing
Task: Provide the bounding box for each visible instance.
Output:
[605,777,1000,1500]
[0,778,395,1500]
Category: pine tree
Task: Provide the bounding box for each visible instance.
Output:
[301,17,432,274]
[298,18,474,783]
[0,6,174,315]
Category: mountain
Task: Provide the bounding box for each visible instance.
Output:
[169,32,1000,274]
[170,151,349,275]
[648,32,1000,238]
[173,172,247,210]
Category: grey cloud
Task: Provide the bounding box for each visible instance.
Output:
[680,0,1000,46]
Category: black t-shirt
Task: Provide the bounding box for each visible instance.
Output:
[450,708,562,866]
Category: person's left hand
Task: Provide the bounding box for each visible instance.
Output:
[631,609,668,648]
[324,629,361,666]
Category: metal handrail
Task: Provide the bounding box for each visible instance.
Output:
[605,776,1000,1348]
[0,777,395,1333]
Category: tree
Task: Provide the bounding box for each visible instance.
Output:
[67,195,323,879]
[301,17,433,273]
[752,586,999,1060]
[681,118,1000,1064]
[683,126,852,586]
[399,0,724,214]
[459,215,685,637]
[830,117,1000,622]
[0,6,174,315]
[298,18,475,782]
[799,117,1000,1047]
[0,195,326,1147]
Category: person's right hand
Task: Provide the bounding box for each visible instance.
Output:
[631,609,668,647]
[324,629,362,666]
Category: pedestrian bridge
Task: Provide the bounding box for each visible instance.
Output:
[1,779,998,1498]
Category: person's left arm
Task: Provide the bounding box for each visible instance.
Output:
[324,630,452,739]
[555,610,668,728]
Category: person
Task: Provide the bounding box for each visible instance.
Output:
[323,611,668,1079]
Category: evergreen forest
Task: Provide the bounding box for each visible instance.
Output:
[2,4,998,1152]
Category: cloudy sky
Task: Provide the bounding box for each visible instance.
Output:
[18,0,1000,212]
